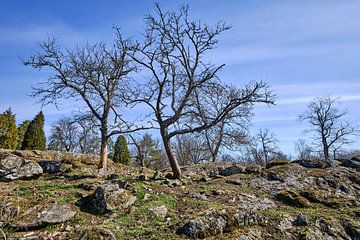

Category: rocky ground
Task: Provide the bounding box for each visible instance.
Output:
[0,149,359,239]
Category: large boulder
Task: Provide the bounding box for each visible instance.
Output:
[341,159,360,170]
[0,153,43,181]
[219,165,246,176]
[293,159,333,169]
[76,183,136,215]
[39,160,72,174]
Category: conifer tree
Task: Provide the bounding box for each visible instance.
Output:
[17,120,31,149]
[0,108,18,149]
[21,111,46,150]
[113,135,131,165]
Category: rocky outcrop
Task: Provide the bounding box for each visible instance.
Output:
[177,209,264,239]
[0,153,43,181]
[293,159,334,169]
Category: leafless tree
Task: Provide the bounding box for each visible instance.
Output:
[247,129,279,165]
[299,97,358,160]
[173,134,209,166]
[48,117,78,152]
[24,30,148,169]
[48,115,101,154]
[196,86,251,162]
[128,4,274,178]
[294,139,313,159]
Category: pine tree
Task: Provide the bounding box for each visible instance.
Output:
[0,108,18,149]
[21,111,46,150]
[113,135,131,165]
[17,120,30,149]
[139,133,161,167]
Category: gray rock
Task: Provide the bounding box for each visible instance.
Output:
[209,169,218,178]
[148,205,168,218]
[342,220,360,239]
[219,165,245,176]
[177,209,262,238]
[0,153,43,181]
[76,184,136,215]
[11,203,75,231]
[39,160,71,174]
[38,203,76,224]
[188,192,208,201]
[293,214,308,226]
[342,159,360,170]
[245,164,263,174]
[293,159,333,169]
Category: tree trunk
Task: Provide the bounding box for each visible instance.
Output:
[98,124,108,169]
[161,129,182,179]
[323,145,329,160]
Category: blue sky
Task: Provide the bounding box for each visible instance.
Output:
[1,0,360,155]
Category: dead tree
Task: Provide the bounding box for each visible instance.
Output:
[299,97,358,160]
[129,4,274,178]
[24,31,145,169]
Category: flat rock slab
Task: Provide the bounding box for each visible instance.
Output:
[11,203,76,231]
[0,153,43,181]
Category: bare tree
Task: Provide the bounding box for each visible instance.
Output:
[173,134,209,166]
[299,97,358,160]
[196,86,251,162]
[294,139,313,159]
[48,115,101,154]
[247,129,279,165]
[48,117,78,152]
[128,4,274,178]
[24,31,146,169]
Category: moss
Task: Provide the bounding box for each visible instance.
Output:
[276,190,310,208]
[266,159,290,169]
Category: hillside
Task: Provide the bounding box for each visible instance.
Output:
[0,149,359,239]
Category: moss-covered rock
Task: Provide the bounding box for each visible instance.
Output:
[276,190,310,208]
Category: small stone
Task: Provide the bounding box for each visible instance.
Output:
[293,214,308,226]
[148,205,168,219]
[143,193,151,201]
[226,179,242,185]
[209,169,218,178]
[188,192,208,201]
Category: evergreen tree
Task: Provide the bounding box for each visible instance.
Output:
[17,120,31,149]
[21,111,46,150]
[138,134,161,168]
[0,108,18,149]
[113,135,131,165]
